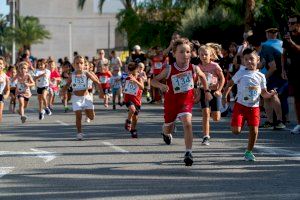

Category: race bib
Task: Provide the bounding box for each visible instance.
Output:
[73,76,86,90]
[205,73,218,86]
[123,80,139,96]
[171,71,194,94]
[17,82,26,93]
[99,76,108,84]
[154,62,162,69]
[243,86,260,104]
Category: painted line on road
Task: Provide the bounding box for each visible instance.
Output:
[102,141,129,153]
[256,145,300,160]
[56,120,70,126]
[0,167,14,178]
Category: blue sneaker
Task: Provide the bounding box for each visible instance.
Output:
[244,151,256,161]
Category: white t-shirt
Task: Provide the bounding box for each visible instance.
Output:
[232,69,266,107]
[0,73,7,94]
[35,69,50,88]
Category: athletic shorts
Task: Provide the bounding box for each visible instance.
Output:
[231,102,260,127]
[112,88,121,95]
[200,89,220,111]
[0,94,3,102]
[10,89,16,95]
[164,100,193,125]
[37,87,48,95]
[102,88,111,95]
[17,95,29,102]
[125,101,141,115]
[72,94,94,111]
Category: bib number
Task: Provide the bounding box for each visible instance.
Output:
[154,62,162,69]
[73,77,86,90]
[124,80,138,96]
[243,86,259,103]
[171,71,194,94]
[100,76,108,84]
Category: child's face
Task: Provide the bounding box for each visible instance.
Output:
[38,63,46,70]
[0,60,4,71]
[102,65,108,71]
[199,49,211,64]
[20,66,28,73]
[129,68,138,76]
[48,61,55,69]
[74,58,84,71]
[112,69,119,75]
[12,70,17,76]
[174,44,191,65]
[62,65,69,72]
[243,53,259,70]
[138,65,144,72]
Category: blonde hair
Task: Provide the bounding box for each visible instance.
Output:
[17,61,29,72]
[199,45,218,61]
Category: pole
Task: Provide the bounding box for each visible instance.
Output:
[69,22,72,62]
[12,0,16,64]
[108,20,110,52]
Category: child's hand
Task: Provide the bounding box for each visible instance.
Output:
[269,89,277,97]
[159,84,169,93]
[213,90,222,97]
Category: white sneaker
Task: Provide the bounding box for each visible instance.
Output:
[291,125,300,134]
[85,117,91,123]
[77,133,84,140]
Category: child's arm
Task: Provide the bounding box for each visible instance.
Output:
[3,76,10,99]
[261,88,276,99]
[87,71,99,84]
[26,75,35,87]
[151,67,169,92]
[61,77,71,94]
[214,67,225,97]
[129,75,144,90]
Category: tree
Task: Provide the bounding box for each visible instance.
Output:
[8,15,50,50]
[0,14,10,56]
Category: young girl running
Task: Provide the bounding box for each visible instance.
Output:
[222,48,277,161]
[123,62,144,138]
[34,59,51,120]
[8,67,17,113]
[48,58,61,112]
[0,57,10,123]
[14,61,35,123]
[97,63,112,107]
[60,61,72,112]
[198,45,225,145]
[151,38,212,166]
[62,55,102,140]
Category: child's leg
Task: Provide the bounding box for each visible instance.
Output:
[104,94,108,106]
[247,126,258,151]
[117,89,121,104]
[85,109,95,120]
[163,123,175,135]
[231,126,242,135]
[202,108,210,137]
[181,114,193,150]
[24,99,29,110]
[211,111,221,121]
[0,102,3,123]
[18,97,25,116]
[112,92,116,106]
[42,90,48,109]
[127,105,136,122]
[75,110,83,133]
[38,94,43,112]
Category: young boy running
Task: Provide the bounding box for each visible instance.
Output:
[222,48,277,161]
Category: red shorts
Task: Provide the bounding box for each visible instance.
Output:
[164,101,193,124]
[231,102,260,127]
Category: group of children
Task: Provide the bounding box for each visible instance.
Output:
[0,37,279,166]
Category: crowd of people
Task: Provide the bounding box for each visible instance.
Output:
[0,15,299,166]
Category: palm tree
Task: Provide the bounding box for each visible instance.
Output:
[9,15,50,50]
[78,0,137,13]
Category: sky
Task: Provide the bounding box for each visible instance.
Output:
[0,0,9,16]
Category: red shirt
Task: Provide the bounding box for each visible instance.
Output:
[151,55,167,75]
[50,70,60,91]
[97,71,112,89]
[123,77,143,106]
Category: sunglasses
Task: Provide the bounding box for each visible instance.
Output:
[288,21,297,25]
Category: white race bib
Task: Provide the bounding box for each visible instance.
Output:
[17,82,26,93]
[73,76,87,91]
[154,62,162,69]
[205,72,218,87]
[171,71,194,94]
[243,86,260,104]
[123,80,139,96]
[99,76,108,84]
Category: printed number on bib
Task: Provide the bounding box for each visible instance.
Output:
[243,86,259,103]
[154,62,162,69]
[73,77,86,90]
[100,76,108,84]
[124,80,138,96]
[171,71,194,94]
[17,83,26,93]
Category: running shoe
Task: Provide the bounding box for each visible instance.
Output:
[291,125,300,134]
[85,117,91,123]
[118,102,123,107]
[45,107,52,116]
[64,106,69,113]
[125,119,132,131]
[244,150,256,161]
[39,112,45,120]
[201,136,210,146]
[273,120,286,130]
[259,121,273,128]
[21,115,27,123]
[161,133,172,145]
[77,133,84,141]
[130,129,138,138]
[184,151,193,166]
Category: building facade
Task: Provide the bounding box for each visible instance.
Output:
[7,0,125,61]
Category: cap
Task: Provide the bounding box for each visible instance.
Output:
[133,45,141,51]
[265,28,279,33]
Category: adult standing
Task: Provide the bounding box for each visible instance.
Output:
[282,15,300,134]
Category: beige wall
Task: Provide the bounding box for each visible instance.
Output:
[19,0,118,61]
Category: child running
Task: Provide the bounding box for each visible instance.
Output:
[60,61,72,112]
[123,62,144,138]
[97,62,112,107]
[34,58,51,120]
[48,58,61,112]
[151,38,212,166]
[14,61,35,123]
[198,45,225,145]
[0,57,10,123]
[222,48,277,161]
[110,66,122,110]
[8,67,17,113]
[62,55,102,140]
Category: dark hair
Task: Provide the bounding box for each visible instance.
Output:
[172,38,191,53]
[62,61,72,68]
[242,48,257,56]
[127,62,138,72]
[37,58,46,68]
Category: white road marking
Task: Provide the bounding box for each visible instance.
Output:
[102,141,129,153]
[256,145,300,160]
[0,149,59,163]
[56,120,70,126]
[0,167,14,178]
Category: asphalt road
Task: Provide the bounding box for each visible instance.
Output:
[0,96,299,200]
